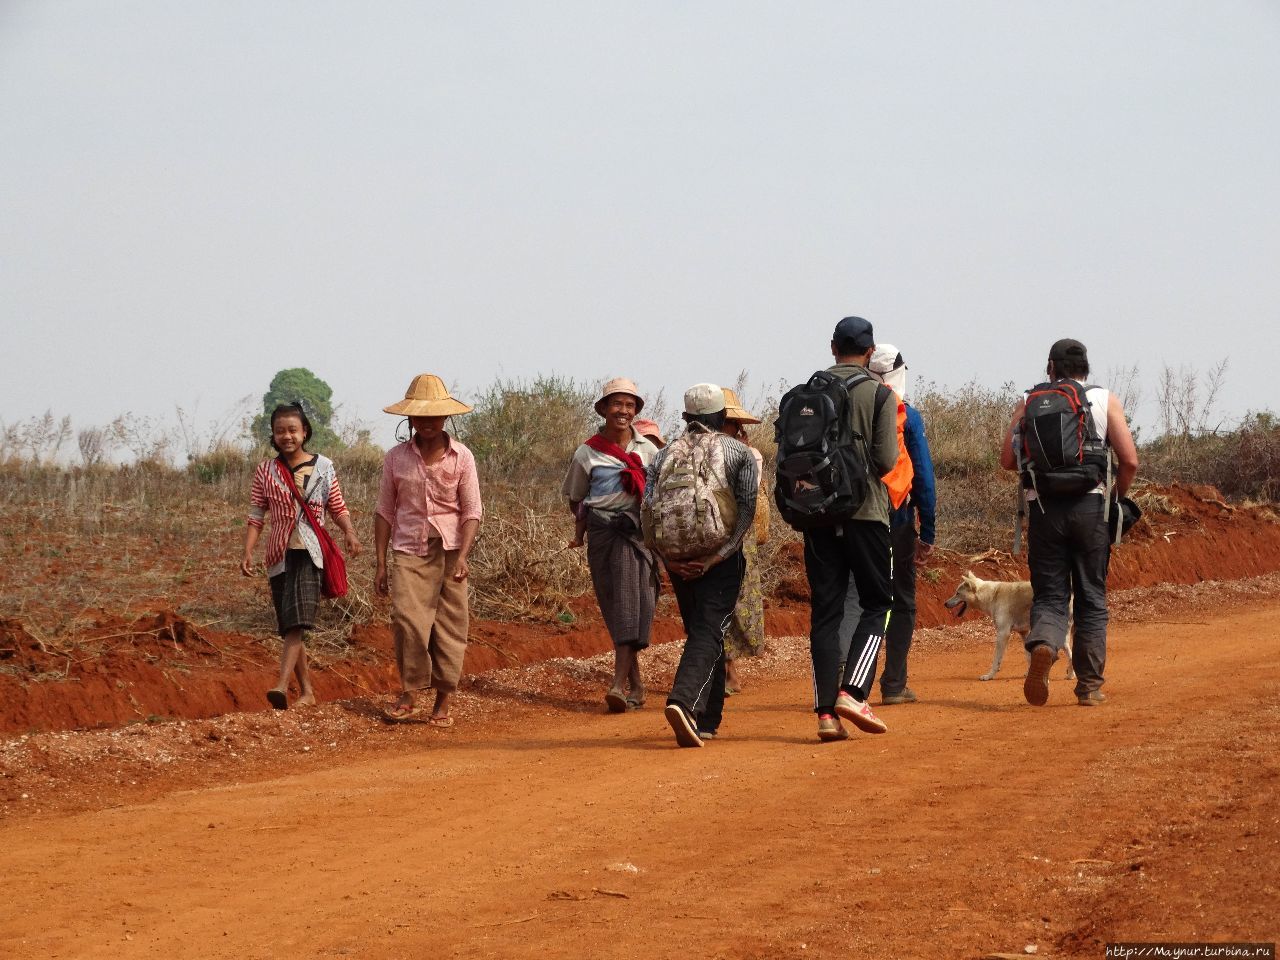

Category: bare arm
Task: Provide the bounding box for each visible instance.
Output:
[374,514,392,595]
[241,523,262,577]
[1107,399,1139,497]
[332,511,362,557]
[999,399,1026,472]
[452,518,481,582]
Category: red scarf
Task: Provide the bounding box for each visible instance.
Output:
[584,433,646,497]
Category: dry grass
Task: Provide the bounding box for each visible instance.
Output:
[1,376,1273,646]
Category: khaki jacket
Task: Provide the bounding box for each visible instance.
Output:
[827,362,899,526]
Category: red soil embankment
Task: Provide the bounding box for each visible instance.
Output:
[1,484,1275,734]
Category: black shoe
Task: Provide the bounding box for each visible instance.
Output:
[664,703,704,748]
[1077,690,1106,706]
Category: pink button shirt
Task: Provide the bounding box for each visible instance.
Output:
[376,436,483,554]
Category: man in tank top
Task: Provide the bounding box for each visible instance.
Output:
[999,339,1139,707]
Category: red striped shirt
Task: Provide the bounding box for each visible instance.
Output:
[247,456,349,572]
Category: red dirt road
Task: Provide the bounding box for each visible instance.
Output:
[2,594,1277,959]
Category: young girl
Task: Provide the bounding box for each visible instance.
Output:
[241,403,362,709]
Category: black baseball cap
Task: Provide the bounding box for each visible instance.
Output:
[1048,338,1088,365]
[833,315,875,351]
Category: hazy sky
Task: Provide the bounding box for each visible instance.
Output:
[3,1,1278,453]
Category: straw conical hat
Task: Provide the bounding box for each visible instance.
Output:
[383,374,473,417]
[721,388,761,424]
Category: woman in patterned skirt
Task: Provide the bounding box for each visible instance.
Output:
[720,389,766,695]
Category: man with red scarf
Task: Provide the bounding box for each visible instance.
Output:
[562,378,662,713]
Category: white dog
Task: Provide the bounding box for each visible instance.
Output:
[943,571,1074,682]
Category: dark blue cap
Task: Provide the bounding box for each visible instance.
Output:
[833,315,875,351]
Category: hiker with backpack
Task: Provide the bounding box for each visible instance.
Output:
[774,316,899,742]
[643,384,759,748]
[999,339,1138,707]
[563,378,662,713]
[868,344,936,707]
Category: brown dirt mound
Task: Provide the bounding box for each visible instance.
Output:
[1,483,1276,735]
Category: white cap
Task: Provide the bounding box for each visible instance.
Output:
[868,344,908,399]
[683,382,726,415]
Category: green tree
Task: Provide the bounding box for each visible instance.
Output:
[251,367,345,452]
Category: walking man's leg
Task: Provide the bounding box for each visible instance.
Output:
[881,521,917,703]
[1024,501,1072,705]
[837,520,892,734]
[666,555,743,747]
[1068,497,1111,703]
[805,529,851,717]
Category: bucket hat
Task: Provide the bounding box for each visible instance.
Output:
[595,377,645,416]
[383,374,473,417]
[632,418,666,447]
[721,388,761,424]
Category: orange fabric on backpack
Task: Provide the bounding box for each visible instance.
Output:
[881,393,914,510]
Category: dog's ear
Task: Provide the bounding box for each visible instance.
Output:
[964,570,976,584]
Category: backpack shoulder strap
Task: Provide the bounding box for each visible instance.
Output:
[872,382,893,419]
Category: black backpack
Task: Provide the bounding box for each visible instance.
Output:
[773,370,888,530]
[1020,380,1110,497]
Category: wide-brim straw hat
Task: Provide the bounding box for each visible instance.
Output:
[721,388,761,424]
[383,373,473,417]
[594,377,645,416]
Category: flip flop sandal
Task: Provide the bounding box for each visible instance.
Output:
[604,689,628,713]
[625,696,645,711]
[382,703,424,723]
[427,715,454,728]
[266,689,288,710]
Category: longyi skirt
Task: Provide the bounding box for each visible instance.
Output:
[269,549,321,637]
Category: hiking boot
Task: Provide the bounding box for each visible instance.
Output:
[834,691,888,734]
[1077,690,1107,706]
[1024,644,1057,706]
[664,703,705,748]
[881,688,918,705]
[817,713,850,742]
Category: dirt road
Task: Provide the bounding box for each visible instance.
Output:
[2,597,1277,959]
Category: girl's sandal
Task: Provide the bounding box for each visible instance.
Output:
[427,715,454,728]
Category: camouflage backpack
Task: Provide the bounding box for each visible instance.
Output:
[642,428,738,561]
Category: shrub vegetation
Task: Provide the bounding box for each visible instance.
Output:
[1,373,1274,643]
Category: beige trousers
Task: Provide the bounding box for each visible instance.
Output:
[390,545,469,693]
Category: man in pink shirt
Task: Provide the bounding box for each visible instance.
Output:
[376,374,483,725]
